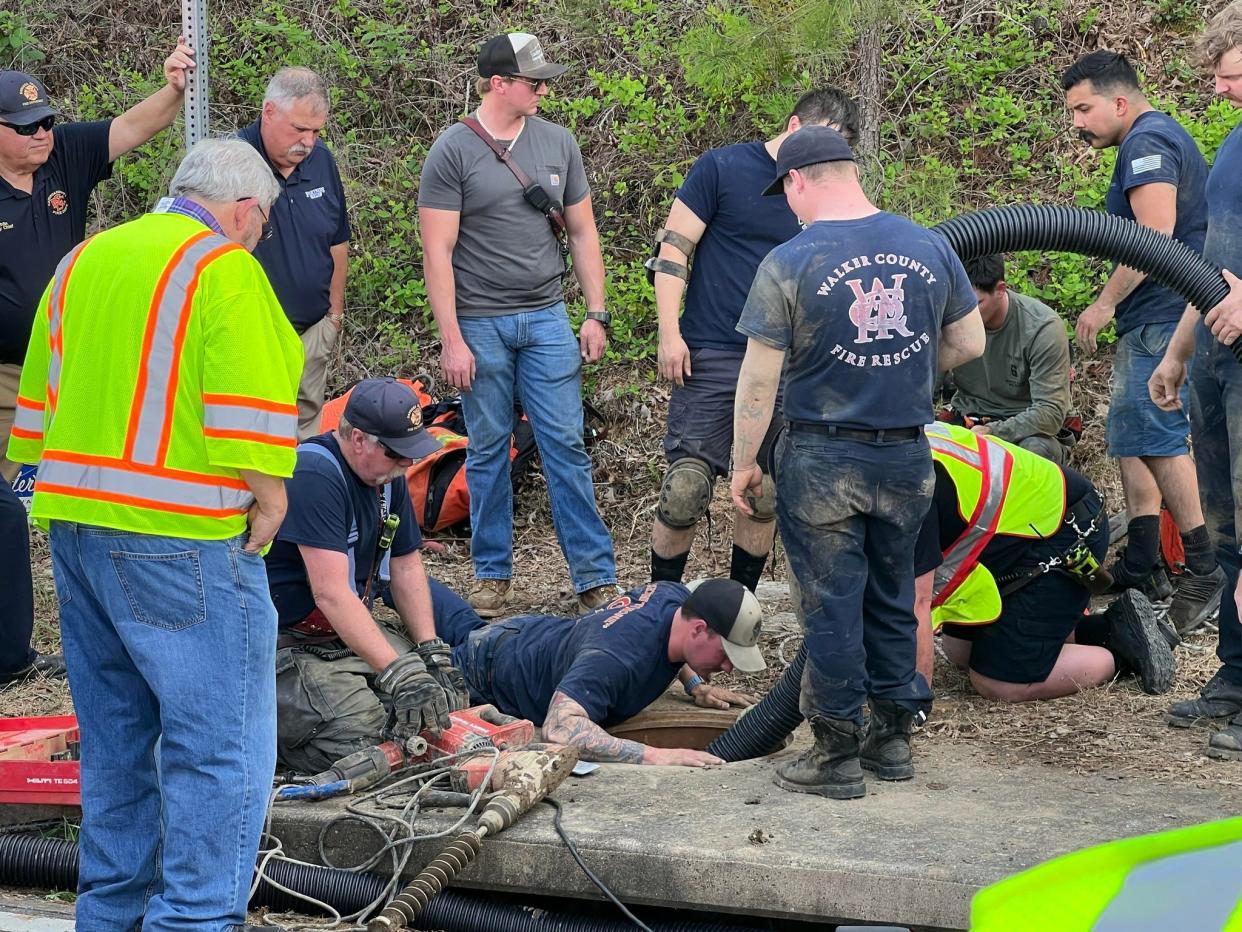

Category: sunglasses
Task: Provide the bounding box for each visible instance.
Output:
[1,115,56,136]
[378,440,408,461]
[506,76,549,90]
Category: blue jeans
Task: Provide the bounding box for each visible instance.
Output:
[1107,322,1193,457]
[458,303,616,593]
[49,523,277,932]
[1189,326,1242,685]
[775,431,935,723]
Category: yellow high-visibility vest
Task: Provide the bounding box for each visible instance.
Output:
[972,816,1242,931]
[926,423,1068,627]
[8,212,303,539]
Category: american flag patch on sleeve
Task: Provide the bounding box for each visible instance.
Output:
[1131,154,1163,175]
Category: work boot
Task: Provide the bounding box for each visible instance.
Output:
[1168,565,1226,637]
[1207,713,1242,761]
[468,579,512,620]
[1167,670,1242,728]
[578,583,622,614]
[859,698,916,781]
[773,716,866,800]
[0,652,66,686]
[1105,590,1175,695]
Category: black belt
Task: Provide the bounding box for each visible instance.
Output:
[787,422,923,442]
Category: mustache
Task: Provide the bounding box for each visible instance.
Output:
[287,143,313,156]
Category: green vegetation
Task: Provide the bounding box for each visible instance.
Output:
[2,0,1238,376]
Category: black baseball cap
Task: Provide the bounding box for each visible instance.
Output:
[478,33,569,81]
[763,124,855,196]
[0,71,58,126]
[343,378,441,460]
[683,579,766,672]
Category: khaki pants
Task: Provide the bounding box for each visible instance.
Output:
[297,316,340,440]
[275,622,413,774]
[0,363,23,484]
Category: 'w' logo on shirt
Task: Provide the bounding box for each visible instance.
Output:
[846,274,914,344]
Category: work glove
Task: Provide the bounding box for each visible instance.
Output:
[416,638,471,712]
[377,652,451,738]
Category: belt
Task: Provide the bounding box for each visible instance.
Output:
[787,422,923,442]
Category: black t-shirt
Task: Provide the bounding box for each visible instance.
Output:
[914,460,1093,578]
[264,434,422,626]
[238,120,351,332]
[0,120,113,363]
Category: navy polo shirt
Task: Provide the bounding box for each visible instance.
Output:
[238,119,350,332]
[0,120,113,364]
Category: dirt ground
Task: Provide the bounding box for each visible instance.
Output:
[3,351,1238,797]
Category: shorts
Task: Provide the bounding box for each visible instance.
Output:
[942,491,1109,684]
[664,347,783,476]
[1106,322,1192,458]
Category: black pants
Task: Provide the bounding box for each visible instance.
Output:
[0,480,35,676]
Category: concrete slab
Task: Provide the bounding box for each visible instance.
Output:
[0,893,75,932]
[266,737,1242,931]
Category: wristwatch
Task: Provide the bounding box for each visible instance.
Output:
[683,674,705,696]
[585,310,612,328]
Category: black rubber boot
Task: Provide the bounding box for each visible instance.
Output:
[1169,565,1226,636]
[1207,713,1242,761]
[1105,590,1175,695]
[773,716,866,800]
[859,698,916,781]
[1167,670,1242,728]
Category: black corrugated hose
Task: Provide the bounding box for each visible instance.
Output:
[0,833,756,932]
[707,204,1241,764]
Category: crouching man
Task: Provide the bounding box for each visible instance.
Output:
[264,377,470,772]
[431,577,766,766]
[915,422,1175,700]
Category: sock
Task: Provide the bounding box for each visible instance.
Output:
[1180,524,1216,576]
[651,549,690,583]
[1074,613,1111,648]
[1120,515,1161,578]
[729,544,768,592]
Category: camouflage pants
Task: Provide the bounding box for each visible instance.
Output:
[275,623,413,775]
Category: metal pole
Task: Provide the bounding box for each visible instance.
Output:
[180,0,209,147]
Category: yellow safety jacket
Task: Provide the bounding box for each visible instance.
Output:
[926,423,1068,627]
[972,816,1242,931]
[8,212,303,540]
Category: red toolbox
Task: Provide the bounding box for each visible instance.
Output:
[0,715,81,806]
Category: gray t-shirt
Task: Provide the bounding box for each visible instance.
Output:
[949,290,1071,443]
[418,116,589,316]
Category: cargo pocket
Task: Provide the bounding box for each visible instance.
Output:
[275,651,340,750]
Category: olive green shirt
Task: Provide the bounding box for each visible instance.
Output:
[949,291,1071,444]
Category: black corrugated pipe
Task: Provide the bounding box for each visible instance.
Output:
[706,644,806,762]
[707,204,1241,763]
[0,833,756,932]
[932,205,1241,362]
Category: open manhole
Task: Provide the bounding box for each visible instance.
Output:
[607,707,791,752]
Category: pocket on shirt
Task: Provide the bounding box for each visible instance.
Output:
[539,165,568,205]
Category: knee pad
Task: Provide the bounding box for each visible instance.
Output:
[657,458,715,529]
[745,473,777,523]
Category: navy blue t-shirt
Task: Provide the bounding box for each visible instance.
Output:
[736,213,977,428]
[462,581,687,727]
[677,142,804,351]
[1105,110,1207,335]
[238,120,351,332]
[1205,122,1242,274]
[0,120,113,363]
[264,434,422,627]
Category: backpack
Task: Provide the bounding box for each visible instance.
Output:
[317,377,542,534]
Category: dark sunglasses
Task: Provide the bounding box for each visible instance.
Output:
[379,440,408,461]
[2,115,56,136]
[506,75,549,89]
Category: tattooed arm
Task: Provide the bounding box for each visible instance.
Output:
[730,338,785,515]
[542,691,723,767]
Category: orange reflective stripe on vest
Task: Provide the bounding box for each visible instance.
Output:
[45,239,91,414]
[11,395,44,442]
[926,423,1014,608]
[202,393,298,448]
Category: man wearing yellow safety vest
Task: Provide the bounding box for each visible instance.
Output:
[6,139,303,932]
[913,423,1176,701]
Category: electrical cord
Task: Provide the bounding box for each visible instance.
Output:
[543,797,654,932]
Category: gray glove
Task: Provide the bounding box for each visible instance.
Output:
[377,652,451,737]
[416,638,471,712]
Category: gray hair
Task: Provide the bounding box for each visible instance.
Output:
[337,414,379,446]
[264,67,329,114]
[169,138,280,209]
